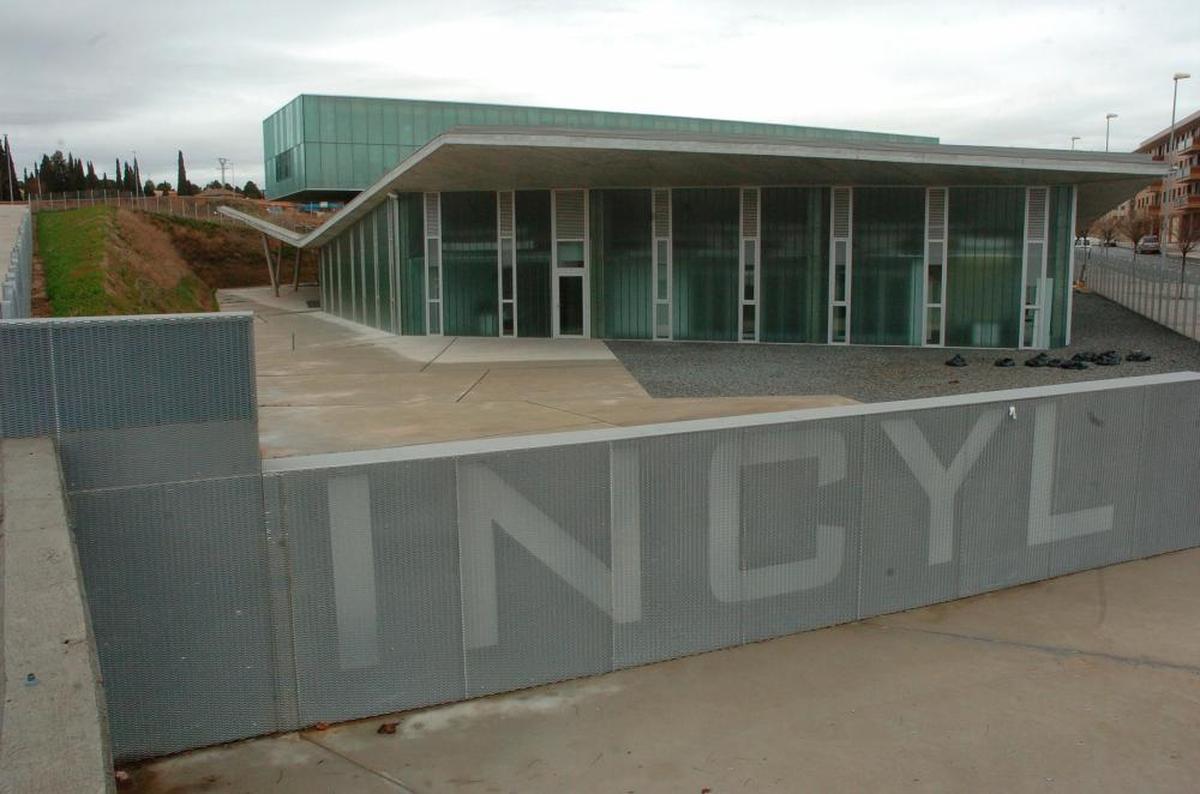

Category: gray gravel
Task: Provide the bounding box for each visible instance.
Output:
[606,292,1200,403]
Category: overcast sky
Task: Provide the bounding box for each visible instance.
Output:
[2,0,1197,188]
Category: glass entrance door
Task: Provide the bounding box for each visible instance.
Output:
[557,273,585,336]
[552,190,589,337]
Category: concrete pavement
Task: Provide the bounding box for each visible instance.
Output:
[127,546,1200,793]
[219,287,856,457]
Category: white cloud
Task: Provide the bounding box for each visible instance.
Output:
[1,0,1196,187]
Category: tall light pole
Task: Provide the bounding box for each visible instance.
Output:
[1105,113,1118,152]
[1071,136,1081,151]
[1162,72,1191,259]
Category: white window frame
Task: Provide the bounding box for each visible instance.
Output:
[652,188,673,340]
[551,189,590,338]
[1019,186,1050,350]
[739,187,761,342]
[423,192,444,336]
[827,186,853,344]
[922,187,949,347]
[497,190,518,337]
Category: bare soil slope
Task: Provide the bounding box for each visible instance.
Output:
[36,206,317,316]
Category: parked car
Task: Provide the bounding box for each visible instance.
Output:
[1136,235,1161,254]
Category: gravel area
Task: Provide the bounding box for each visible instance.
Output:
[606,292,1200,403]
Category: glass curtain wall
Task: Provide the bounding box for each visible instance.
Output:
[516,190,552,337]
[395,193,426,335]
[672,188,739,341]
[760,187,829,342]
[945,187,1025,348]
[1046,186,1073,347]
[590,189,653,339]
[850,187,925,345]
[374,203,394,333]
[440,191,498,336]
[359,215,376,327]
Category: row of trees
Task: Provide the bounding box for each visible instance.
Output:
[1088,210,1200,297]
[7,148,261,200]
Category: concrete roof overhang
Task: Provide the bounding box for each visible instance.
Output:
[223,128,1165,247]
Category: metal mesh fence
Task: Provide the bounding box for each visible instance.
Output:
[264,373,1200,738]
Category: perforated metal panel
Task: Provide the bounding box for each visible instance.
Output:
[51,316,256,431]
[611,429,741,667]
[0,321,55,437]
[70,476,275,760]
[57,420,261,491]
[459,443,613,694]
[275,461,466,725]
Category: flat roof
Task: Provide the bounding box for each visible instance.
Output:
[1137,106,1200,151]
[226,127,1164,246]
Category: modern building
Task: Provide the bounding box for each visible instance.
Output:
[1134,106,1200,244]
[231,95,1160,350]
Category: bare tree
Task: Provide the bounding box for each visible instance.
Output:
[1177,215,1200,298]
[1122,212,1155,263]
[1091,215,1121,248]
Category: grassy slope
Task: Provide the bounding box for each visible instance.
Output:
[37,207,320,317]
[38,207,213,316]
[37,206,112,316]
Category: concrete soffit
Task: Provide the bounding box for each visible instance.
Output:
[221,129,1165,247]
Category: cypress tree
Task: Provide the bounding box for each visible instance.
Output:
[177,150,190,197]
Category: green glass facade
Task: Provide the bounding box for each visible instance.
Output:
[851,188,926,346]
[590,190,653,340]
[672,189,740,341]
[515,191,552,338]
[263,95,939,200]
[1046,186,1073,348]
[316,185,1076,350]
[945,187,1026,348]
[441,192,499,337]
[760,188,828,343]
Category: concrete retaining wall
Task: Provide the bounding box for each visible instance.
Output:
[0,437,112,792]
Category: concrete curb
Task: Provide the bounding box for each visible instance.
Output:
[0,437,113,793]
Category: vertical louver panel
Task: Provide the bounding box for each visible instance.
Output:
[424,193,440,237]
[555,189,586,239]
[832,187,851,238]
[741,188,759,238]
[928,240,944,267]
[927,188,947,240]
[498,191,514,237]
[653,189,671,238]
[1026,187,1048,241]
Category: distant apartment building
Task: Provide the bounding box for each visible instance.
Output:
[1130,107,1200,243]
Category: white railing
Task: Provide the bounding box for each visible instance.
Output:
[1082,245,1200,342]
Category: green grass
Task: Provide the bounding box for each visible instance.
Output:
[37,206,113,316]
[36,206,213,316]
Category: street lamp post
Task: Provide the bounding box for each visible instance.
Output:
[1105,113,1118,152]
[1162,72,1191,264]
[1071,136,1081,151]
